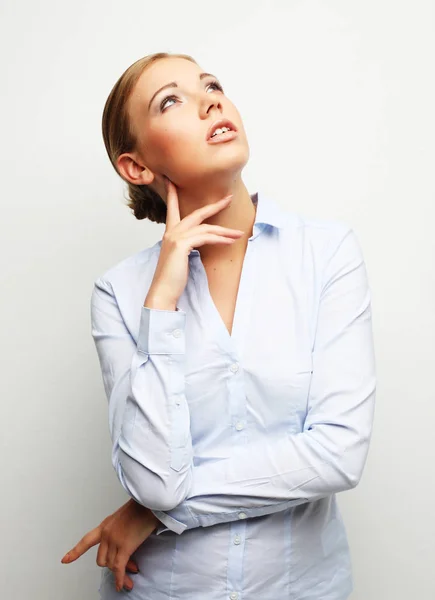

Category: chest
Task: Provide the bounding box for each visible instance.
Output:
[202,258,244,337]
[184,248,314,448]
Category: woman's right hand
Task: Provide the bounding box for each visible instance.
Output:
[145,179,245,309]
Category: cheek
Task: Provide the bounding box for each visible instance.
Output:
[150,124,202,160]
[149,128,207,178]
[148,126,178,155]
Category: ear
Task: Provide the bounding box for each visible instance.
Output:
[116,152,155,186]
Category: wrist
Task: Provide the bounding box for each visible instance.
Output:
[144,284,178,311]
[144,295,177,311]
[148,509,161,526]
[130,500,161,525]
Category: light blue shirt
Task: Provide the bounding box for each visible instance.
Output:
[91,190,376,600]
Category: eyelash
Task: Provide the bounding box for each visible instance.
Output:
[159,80,224,112]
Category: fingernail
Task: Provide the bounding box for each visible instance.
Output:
[62,553,70,562]
[124,585,133,592]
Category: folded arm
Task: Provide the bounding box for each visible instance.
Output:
[91,278,195,511]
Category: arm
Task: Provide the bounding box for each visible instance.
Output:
[90,278,194,511]
[149,227,377,534]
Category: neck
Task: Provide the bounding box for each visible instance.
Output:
[175,177,257,263]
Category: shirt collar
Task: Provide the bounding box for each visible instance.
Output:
[184,190,287,252]
[168,190,288,256]
[252,190,287,230]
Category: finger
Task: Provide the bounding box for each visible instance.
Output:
[96,538,109,568]
[113,549,130,593]
[176,195,233,232]
[106,541,117,571]
[123,574,134,591]
[188,233,240,249]
[184,224,244,238]
[164,179,180,231]
[126,558,139,573]
[61,527,101,563]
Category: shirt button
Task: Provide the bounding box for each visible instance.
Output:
[235,422,244,431]
[230,362,239,373]
[238,512,247,520]
[230,593,238,600]
[172,329,182,338]
[234,534,241,545]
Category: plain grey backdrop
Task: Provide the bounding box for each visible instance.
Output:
[1,0,434,598]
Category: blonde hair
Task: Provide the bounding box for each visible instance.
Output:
[101,52,198,223]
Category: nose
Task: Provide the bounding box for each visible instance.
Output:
[201,92,223,118]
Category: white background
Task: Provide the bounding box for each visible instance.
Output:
[1,1,434,598]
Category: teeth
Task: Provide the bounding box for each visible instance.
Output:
[211,126,231,138]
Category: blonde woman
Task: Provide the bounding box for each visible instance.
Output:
[61,52,376,600]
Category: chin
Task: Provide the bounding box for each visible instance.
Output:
[172,145,249,187]
[208,144,250,172]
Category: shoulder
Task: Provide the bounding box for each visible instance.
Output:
[284,206,352,238]
[92,240,162,295]
[90,240,166,331]
[274,207,367,291]
[281,208,357,256]
[96,240,161,281]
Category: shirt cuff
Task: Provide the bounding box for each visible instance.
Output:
[151,509,189,535]
[137,306,186,355]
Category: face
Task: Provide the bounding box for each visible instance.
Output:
[120,57,250,195]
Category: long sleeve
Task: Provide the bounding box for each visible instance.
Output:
[150,227,376,534]
[90,278,194,511]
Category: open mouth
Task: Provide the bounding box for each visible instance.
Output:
[209,130,237,144]
[210,125,233,139]
[206,119,238,141]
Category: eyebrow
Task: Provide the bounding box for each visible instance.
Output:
[147,72,217,110]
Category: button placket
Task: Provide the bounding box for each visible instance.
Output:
[227,359,248,443]
[227,519,246,600]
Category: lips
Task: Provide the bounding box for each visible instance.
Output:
[206,118,238,141]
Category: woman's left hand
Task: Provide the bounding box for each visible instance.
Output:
[61,498,160,592]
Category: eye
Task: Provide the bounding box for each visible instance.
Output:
[206,80,224,93]
[159,80,224,112]
[160,95,177,112]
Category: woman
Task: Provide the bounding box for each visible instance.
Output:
[61,52,376,599]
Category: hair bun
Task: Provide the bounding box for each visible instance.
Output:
[126,183,167,223]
